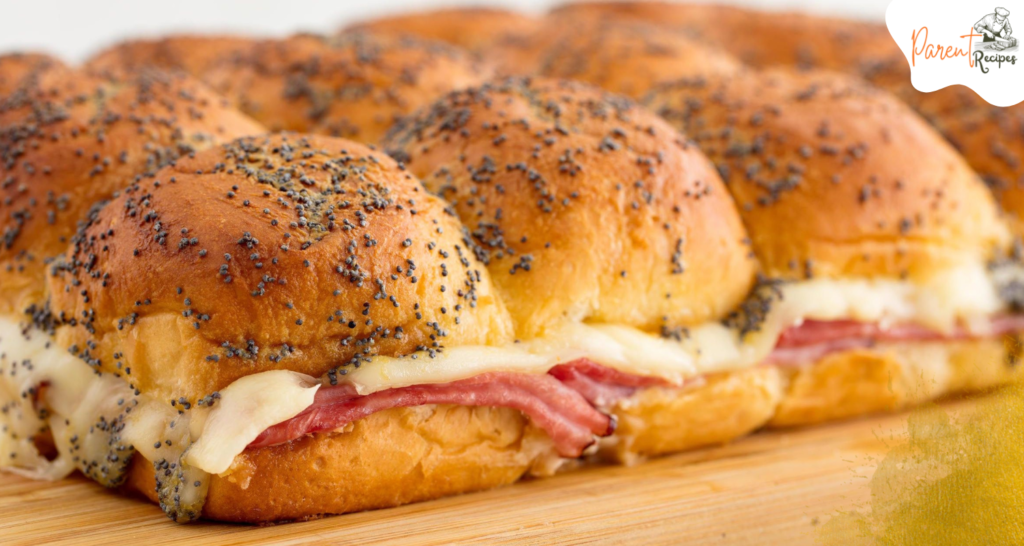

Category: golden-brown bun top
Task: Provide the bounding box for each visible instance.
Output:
[645,69,1009,281]
[84,35,257,79]
[48,133,514,403]
[383,77,756,338]
[0,68,265,316]
[0,53,68,97]
[203,32,495,145]
[550,2,901,73]
[345,7,540,54]
[485,17,741,98]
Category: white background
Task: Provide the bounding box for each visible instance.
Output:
[0,0,891,63]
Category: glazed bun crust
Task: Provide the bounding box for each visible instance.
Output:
[0,53,67,97]
[345,8,539,54]
[550,2,900,73]
[925,104,1024,237]
[384,78,756,338]
[487,18,741,98]
[0,68,264,315]
[646,69,1009,281]
[49,134,513,403]
[203,33,495,144]
[84,35,256,79]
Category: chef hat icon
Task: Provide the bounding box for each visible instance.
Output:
[997,7,1011,17]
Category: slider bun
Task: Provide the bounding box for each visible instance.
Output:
[610,338,1022,464]
[0,53,67,96]
[202,33,495,144]
[486,18,741,98]
[84,35,256,79]
[927,104,1024,237]
[48,134,514,404]
[0,68,264,315]
[604,367,782,464]
[645,69,1010,281]
[550,2,900,73]
[345,8,539,54]
[127,404,559,522]
[770,339,1023,426]
[384,77,756,338]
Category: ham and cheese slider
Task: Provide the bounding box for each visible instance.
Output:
[44,133,620,522]
[200,32,494,144]
[0,65,263,481]
[382,77,777,462]
[645,69,1024,425]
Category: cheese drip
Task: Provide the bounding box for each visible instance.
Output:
[0,316,319,523]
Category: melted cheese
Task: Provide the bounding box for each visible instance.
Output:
[185,371,319,474]
[0,317,321,484]
[340,261,1009,393]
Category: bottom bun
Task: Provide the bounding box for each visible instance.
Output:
[127,404,562,523]
[125,338,1023,522]
[769,338,1022,426]
[600,367,783,465]
[601,338,1023,463]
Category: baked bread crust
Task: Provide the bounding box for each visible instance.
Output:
[126,405,558,523]
[0,52,68,97]
[84,35,256,79]
[549,2,900,73]
[1,67,264,315]
[202,33,494,144]
[48,133,514,404]
[345,8,539,54]
[384,77,757,337]
[484,18,741,96]
[645,69,1010,280]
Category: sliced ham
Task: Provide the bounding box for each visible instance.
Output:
[247,316,1024,456]
[548,359,668,407]
[250,365,622,457]
[768,315,1024,365]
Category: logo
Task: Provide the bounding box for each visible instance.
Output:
[887,1,1024,106]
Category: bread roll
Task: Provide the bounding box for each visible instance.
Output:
[485,18,741,97]
[0,53,67,97]
[44,133,551,522]
[384,77,757,338]
[553,3,1024,241]
[345,7,539,54]
[84,35,256,79]
[202,33,495,144]
[549,2,900,73]
[126,404,557,522]
[48,133,513,403]
[1,68,264,315]
[645,68,1009,281]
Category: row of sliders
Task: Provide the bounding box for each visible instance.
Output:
[1,3,1023,523]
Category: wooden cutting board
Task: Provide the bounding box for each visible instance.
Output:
[0,398,959,545]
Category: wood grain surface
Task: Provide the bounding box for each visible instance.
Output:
[0,398,957,546]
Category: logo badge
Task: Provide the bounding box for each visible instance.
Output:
[887,2,1021,106]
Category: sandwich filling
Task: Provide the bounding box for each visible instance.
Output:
[1,259,1022,521]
